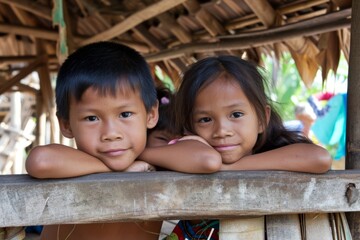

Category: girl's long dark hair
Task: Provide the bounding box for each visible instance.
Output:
[175,55,311,153]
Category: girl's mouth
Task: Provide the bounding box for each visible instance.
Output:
[213,144,237,152]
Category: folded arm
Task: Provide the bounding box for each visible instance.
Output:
[139,136,222,173]
[25,144,112,178]
[221,143,332,173]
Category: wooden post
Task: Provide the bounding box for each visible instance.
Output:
[345,0,360,238]
[10,92,23,174]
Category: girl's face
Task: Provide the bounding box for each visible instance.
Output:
[192,77,265,164]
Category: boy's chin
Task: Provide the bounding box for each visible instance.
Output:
[102,159,135,172]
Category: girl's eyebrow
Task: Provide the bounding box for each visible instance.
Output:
[194,102,248,114]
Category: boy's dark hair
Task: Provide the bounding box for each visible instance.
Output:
[55,41,157,120]
[147,87,176,135]
[175,55,311,154]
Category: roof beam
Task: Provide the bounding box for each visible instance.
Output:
[78,0,187,46]
[0,0,51,21]
[145,13,351,62]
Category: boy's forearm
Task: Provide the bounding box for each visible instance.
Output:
[139,140,221,173]
[26,144,111,178]
[221,143,332,173]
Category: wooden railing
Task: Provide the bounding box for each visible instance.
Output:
[1,170,360,228]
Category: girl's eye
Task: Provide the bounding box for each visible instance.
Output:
[199,117,211,123]
[85,116,99,121]
[120,112,132,118]
[156,136,169,142]
[232,112,244,118]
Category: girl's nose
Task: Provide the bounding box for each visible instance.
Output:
[212,120,233,138]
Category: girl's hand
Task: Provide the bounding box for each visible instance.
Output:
[124,160,156,172]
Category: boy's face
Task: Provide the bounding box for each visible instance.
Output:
[59,86,158,171]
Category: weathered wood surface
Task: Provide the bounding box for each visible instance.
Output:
[346,0,360,239]
[1,170,360,227]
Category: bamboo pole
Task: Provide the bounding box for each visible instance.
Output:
[345,0,360,238]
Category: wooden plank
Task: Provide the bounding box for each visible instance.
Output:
[219,217,264,239]
[79,0,187,46]
[1,170,360,227]
[304,213,333,240]
[266,214,302,240]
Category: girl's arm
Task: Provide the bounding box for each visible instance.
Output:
[139,136,222,173]
[221,143,332,173]
[25,144,112,178]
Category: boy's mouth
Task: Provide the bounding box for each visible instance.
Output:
[101,148,127,157]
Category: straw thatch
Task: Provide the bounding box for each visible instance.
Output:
[0,0,352,89]
[0,0,353,164]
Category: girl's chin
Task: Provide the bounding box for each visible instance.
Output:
[221,156,240,165]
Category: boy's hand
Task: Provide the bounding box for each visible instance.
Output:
[124,160,156,172]
[177,135,211,146]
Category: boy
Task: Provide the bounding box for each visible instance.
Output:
[26,41,161,239]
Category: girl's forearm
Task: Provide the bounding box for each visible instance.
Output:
[25,144,111,178]
[221,143,332,173]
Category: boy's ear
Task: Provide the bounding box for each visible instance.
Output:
[146,101,159,129]
[58,117,74,138]
[258,105,271,133]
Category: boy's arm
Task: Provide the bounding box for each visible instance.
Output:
[26,144,112,178]
[139,136,222,173]
[221,143,332,173]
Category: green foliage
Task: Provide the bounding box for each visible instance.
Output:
[155,66,175,92]
[262,52,348,161]
[262,52,348,121]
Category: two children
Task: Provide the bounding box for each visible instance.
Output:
[26,42,332,239]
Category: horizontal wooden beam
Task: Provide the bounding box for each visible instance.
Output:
[79,0,187,46]
[1,170,360,227]
[145,8,351,62]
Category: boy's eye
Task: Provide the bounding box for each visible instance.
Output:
[120,112,132,118]
[85,116,99,121]
[199,117,211,123]
[231,112,244,118]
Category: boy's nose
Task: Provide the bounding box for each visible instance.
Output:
[101,121,123,141]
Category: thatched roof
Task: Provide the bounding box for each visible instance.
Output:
[0,0,354,174]
[0,0,352,90]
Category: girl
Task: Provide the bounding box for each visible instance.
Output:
[165,55,332,240]
[174,55,332,173]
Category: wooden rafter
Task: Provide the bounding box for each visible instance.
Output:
[183,0,226,37]
[157,12,192,43]
[145,16,350,62]
[0,55,45,94]
[78,0,187,46]
[0,0,51,21]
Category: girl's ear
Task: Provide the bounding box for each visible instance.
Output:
[146,100,159,129]
[258,105,271,133]
[58,117,74,138]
